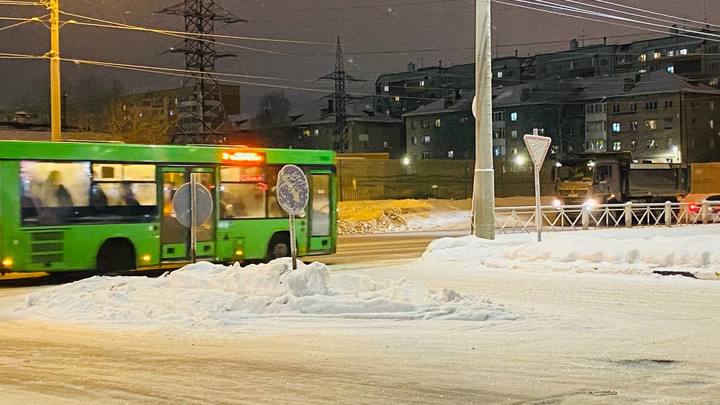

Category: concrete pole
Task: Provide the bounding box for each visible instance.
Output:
[472,0,495,240]
[48,0,62,141]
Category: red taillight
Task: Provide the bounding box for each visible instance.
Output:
[689,203,699,213]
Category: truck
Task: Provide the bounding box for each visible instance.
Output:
[552,153,689,207]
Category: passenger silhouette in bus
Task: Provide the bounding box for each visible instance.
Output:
[90,185,108,207]
[39,170,73,224]
[122,183,139,206]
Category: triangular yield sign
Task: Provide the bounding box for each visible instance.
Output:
[523,134,552,169]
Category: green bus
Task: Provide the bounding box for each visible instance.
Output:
[0,140,337,274]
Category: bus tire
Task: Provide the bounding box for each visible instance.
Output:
[96,238,136,275]
[267,232,291,261]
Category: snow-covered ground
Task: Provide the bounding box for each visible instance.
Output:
[2,225,720,403]
[425,225,720,279]
[14,259,513,330]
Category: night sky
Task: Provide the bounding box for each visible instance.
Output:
[0,0,716,113]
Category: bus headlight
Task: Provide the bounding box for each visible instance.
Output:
[141,254,152,263]
[2,258,13,268]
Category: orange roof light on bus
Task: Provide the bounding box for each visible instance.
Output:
[221,151,265,163]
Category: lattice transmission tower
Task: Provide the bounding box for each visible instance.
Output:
[318,37,363,153]
[158,0,244,144]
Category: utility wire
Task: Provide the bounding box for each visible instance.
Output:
[531,0,720,41]
[495,0,720,44]
[593,0,720,30]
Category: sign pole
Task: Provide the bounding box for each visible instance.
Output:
[190,173,198,263]
[289,214,298,270]
[534,166,542,242]
[523,133,552,243]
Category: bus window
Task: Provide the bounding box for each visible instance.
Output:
[20,161,91,225]
[90,164,158,219]
[311,174,331,236]
[220,183,267,219]
[266,166,290,218]
[220,166,267,219]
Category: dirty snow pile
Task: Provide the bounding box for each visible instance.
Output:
[338,199,472,234]
[16,259,514,329]
[424,226,720,278]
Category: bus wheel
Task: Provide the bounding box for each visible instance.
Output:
[96,239,136,275]
[267,233,291,261]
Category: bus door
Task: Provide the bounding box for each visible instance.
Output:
[307,170,334,254]
[160,166,217,261]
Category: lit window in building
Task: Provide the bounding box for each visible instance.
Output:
[631,121,639,131]
[422,151,431,159]
[314,129,320,136]
[383,85,389,92]
[631,140,638,151]
[645,120,658,130]
[667,66,675,74]
[303,129,311,137]
[653,51,661,59]
[435,119,441,128]
[679,48,688,55]
[511,130,518,139]
[383,141,389,149]
[612,122,621,133]
[511,147,518,155]
[448,150,455,159]
[497,71,503,78]
[711,120,715,129]
[423,136,431,144]
[510,112,518,122]
[667,50,675,57]
[646,139,658,149]
[613,142,622,151]
[420,80,426,87]
[394,96,400,102]
[639,54,647,62]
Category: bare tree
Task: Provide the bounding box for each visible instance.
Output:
[104,103,176,144]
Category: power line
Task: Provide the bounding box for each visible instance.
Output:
[495,0,720,45]
[593,0,720,30]
[531,0,720,41]
[231,0,465,13]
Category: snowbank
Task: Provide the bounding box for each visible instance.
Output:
[16,259,515,329]
[423,226,720,278]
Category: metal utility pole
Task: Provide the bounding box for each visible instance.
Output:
[46,0,62,141]
[318,37,363,153]
[159,1,244,144]
[472,0,495,240]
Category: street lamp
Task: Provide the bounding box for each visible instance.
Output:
[514,154,526,166]
[402,156,411,166]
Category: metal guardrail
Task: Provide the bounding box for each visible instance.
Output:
[495,201,720,234]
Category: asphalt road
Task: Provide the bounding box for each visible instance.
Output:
[312,230,469,265]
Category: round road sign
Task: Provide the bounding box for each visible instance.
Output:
[172,182,214,228]
[276,165,309,216]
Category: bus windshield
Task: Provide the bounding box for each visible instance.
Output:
[556,165,593,182]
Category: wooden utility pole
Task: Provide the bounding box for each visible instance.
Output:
[47,0,62,141]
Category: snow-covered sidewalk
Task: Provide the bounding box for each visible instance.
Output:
[424,225,720,279]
